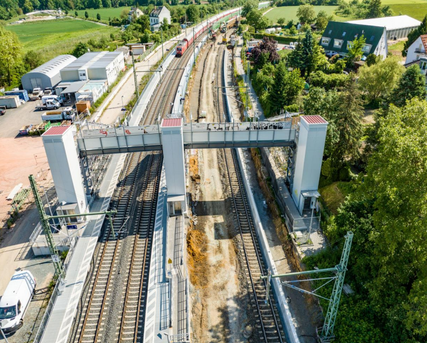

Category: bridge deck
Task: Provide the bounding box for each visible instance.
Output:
[77,121,297,156]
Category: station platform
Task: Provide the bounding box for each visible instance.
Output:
[38,153,126,343]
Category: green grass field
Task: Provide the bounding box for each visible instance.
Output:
[264,6,352,24]
[75,7,131,20]
[342,0,427,20]
[7,19,119,60]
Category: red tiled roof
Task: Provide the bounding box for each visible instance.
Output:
[302,115,328,125]
[42,126,71,136]
[162,118,182,127]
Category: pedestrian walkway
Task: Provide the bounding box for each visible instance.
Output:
[97,35,183,125]
[234,38,265,120]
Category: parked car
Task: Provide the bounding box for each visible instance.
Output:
[0,106,6,115]
[326,51,338,58]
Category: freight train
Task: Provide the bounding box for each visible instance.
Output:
[176,7,241,57]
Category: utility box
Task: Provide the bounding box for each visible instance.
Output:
[4,90,29,102]
[0,95,21,108]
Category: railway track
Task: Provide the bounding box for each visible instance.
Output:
[224,148,285,343]
[70,34,205,343]
[212,33,286,342]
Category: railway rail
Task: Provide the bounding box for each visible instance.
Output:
[210,32,286,342]
[69,34,204,343]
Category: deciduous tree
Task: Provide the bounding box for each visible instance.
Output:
[0,26,22,86]
[241,0,258,17]
[346,34,365,66]
[296,4,316,24]
[246,9,269,31]
[389,65,427,107]
[315,10,329,31]
[250,37,280,67]
[186,4,199,24]
[277,17,285,26]
[363,98,427,342]
[366,0,382,19]
[71,42,89,57]
[357,56,404,104]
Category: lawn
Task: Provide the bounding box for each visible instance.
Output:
[75,6,131,20]
[7,19,119,60]
[264,6,353,24]
[388,40,405,58]
[388,4,427,20]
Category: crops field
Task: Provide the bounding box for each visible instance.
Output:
[7,19,119,60]
[264,6,351,24]
[75,6,131,20]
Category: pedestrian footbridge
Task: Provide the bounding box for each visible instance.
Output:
[77,120,298,156]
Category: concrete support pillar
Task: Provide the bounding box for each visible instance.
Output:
[291,116,328,214]
[160,118,187,214]
[42,126,88,214]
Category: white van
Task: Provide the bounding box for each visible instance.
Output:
[42,95,63,105]
[0,270,36,334]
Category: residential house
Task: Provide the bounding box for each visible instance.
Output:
[128,7,143,22]
[320,21,388,59]
[149,6,170,31]
[405,34,427,65]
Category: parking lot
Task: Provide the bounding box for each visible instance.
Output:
[0,99,70,139]
[0,97,56,342]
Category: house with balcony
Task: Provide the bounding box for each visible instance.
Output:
[149,6,170,31]
[405,35,427,65]
[320,21,387,59]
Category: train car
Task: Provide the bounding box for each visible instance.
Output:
[176,42,187,57]
[175,7,241,57]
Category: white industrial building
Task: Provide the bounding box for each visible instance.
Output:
[21,54,76,92]
[149,6,170,31]
[348,15,421,40]
[60,51,125,86]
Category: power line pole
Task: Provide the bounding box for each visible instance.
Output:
[320,231,354,341]
[131,51,139,99]
[29,175,63,277]
[161,27,164,59]
[29,175,118,278]
[193,27,196,66]
[261,231,354,342]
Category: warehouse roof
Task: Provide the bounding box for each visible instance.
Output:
[61,51,123,72]
[348,15,420,31]
[61,81,87,94]
[26,55,76,78]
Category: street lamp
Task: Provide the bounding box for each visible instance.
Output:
[121,95,125,111]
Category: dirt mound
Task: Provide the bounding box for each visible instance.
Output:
[187,228,208,288]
